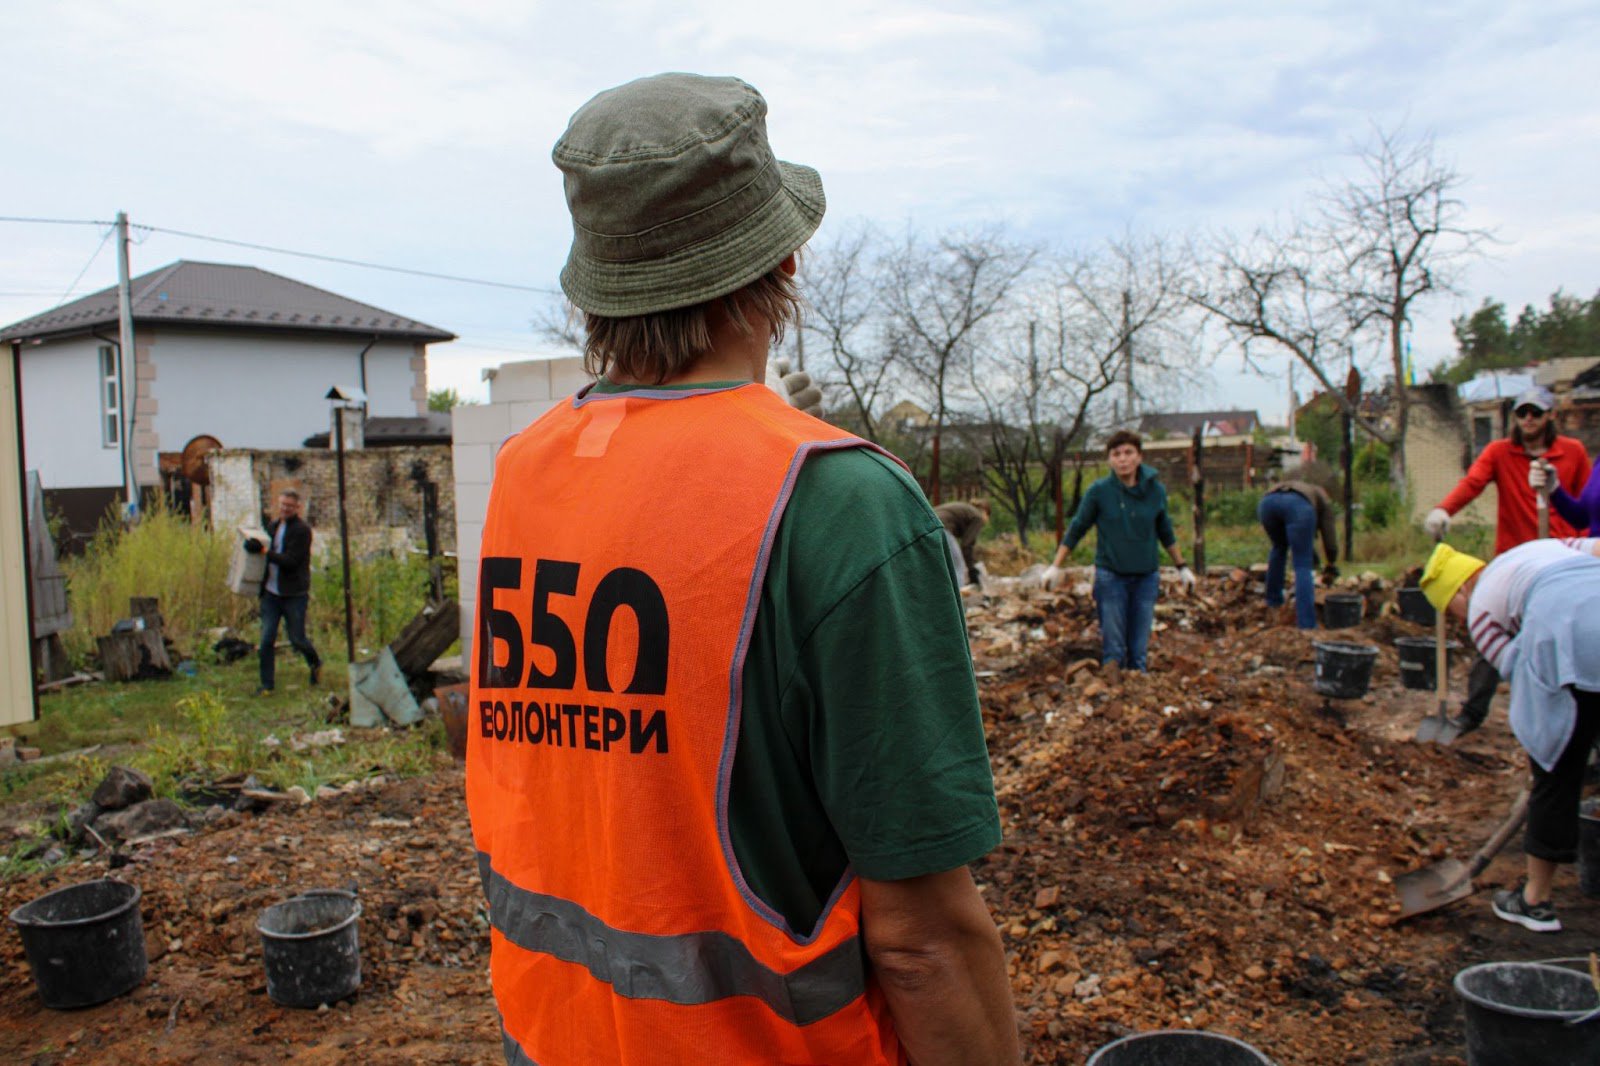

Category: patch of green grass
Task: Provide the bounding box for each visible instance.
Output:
[3,654,450,822]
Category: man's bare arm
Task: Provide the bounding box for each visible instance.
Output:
[860,866,1020,1065]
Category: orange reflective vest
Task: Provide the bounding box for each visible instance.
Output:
[467,382,906,1066]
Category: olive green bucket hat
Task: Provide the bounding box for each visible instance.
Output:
[553,72,826,317]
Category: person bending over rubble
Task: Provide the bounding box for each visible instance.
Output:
[466,73,1018,1065]
[935,497,990,589]
[1420,537,1600,933]
[1423,387,1591,738]
[1041,430,1194,671]
[1257,477,1340,630]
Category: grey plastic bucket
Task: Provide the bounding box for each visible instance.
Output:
[8,878,147,1009]
[1580,798,1600,899]
[1312,641,1379,700]
[1321,593,1364,629]
[1454,961,1600,1066]
[257,889,362,1008]
[1395,636,1461,691]
[1087,1030,1276,1065]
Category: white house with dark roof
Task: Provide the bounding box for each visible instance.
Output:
[0,260,454,533]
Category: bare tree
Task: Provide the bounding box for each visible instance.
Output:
[881,227,1034,504]
[1192,125,1490,485]
[797,224,898,443]
[1189,225,1389,440]
[971,235,1200,536]
[1322,126,1493,482]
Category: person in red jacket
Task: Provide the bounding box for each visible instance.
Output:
[1421,386,1591,735]
[1423,387,1591,553]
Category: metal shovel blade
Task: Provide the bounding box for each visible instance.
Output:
[1395,858,1474,918]
[1414,707,1462,744]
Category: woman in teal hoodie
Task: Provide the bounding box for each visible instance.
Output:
[1042,431,1194,670]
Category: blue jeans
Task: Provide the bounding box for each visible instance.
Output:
[1093,567,1159,671]
[1258,491,1318,629]
[259,593,320,689]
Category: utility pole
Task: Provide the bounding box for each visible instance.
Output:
[1121,289,1134,421]
[115,211,138,517]
[1287,360,1297,446]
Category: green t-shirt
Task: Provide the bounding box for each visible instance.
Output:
[591,379,1002,935]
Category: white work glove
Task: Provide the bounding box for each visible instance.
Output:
[1175,566,1196,592]
[1528,460,1555,496]
[1423,507,1452,539]
[1040,565,1066,590]
[765,358,823,419]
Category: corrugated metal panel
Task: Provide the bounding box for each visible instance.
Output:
[1,347,39,728]
[27,472,70,636]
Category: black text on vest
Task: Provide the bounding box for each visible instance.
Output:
[476,557,669,754]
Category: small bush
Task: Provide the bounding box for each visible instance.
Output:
[1358,482,1403,531]
[311,552,453,653]
[1206,488,1264,527]
[61,508,254,662]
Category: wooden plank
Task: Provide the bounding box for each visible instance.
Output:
[388,600,461,678]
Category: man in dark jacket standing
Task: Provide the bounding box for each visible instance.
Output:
[244,489,321,695]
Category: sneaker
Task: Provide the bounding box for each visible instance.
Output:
[310,663,322,687]
[254,686,274,698]
[1492,885,1561,933]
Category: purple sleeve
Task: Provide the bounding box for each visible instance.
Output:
[1552,468,1600,534]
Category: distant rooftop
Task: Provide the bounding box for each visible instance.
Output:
[302,413,453,448]
[1138,409,1259,437]
[0,260,455,344]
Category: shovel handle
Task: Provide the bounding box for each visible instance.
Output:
[1467,790,1531,879]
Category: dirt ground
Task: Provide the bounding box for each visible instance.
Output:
[3,572,1597,1064]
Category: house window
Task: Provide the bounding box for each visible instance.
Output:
[1472,415,1492,454]
[99,345,121,448]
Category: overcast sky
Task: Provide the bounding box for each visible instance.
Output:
[5,1,1597,419]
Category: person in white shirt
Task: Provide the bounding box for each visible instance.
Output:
[1420,538,1600,932]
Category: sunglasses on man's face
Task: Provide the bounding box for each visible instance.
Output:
[1514,406,1547,419]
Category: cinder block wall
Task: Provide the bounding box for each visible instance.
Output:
[1403,386,1495,527]
[452,357,591,661]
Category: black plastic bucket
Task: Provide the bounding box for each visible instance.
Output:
[8,878,147,1009]
[1312,641,1379,700]
[1321,593,1364,629]
[1087,1030,1276,1065]
[1580,798,1600,899]
[1396,586,1435,626]
[1395,636,1461,691]
[1454,961,1600,1066]
[257,889,362,1007]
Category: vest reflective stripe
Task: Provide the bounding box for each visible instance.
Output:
[479,851,869,1025]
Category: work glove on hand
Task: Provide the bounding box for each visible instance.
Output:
[1175,566,1197,592]
[243,538,264,555]
[1528,460,1555,497]
[766,359,824,419]
[1423,507,1452,540]
[1040,565,1066,591]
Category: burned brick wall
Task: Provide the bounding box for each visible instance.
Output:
[209,446,455,555]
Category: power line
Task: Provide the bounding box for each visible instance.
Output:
[0,213,563,298]
[131,222,561,295]
[0,215,108,227]
[51,224,116,310]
